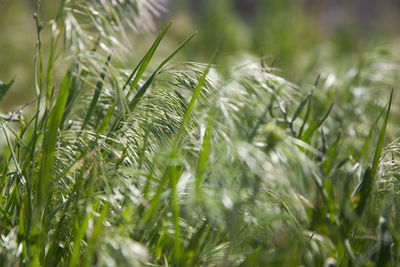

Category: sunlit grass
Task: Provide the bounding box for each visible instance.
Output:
[0,1,399,266]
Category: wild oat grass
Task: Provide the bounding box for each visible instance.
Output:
[0,1,399,266]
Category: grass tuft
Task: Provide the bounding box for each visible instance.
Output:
[0,1,399,266]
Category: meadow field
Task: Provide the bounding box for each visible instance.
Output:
[0,0,400,266]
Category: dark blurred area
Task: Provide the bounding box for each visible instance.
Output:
[178,0,400,33]
[1,0,400,110]
[167,0,400,76]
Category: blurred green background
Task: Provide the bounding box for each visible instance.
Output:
[1,0,400,111]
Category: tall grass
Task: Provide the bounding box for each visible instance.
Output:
[0,0,399,266]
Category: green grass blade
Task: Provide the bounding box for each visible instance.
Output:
[68,213,90,267]
[83,202,110,267]
[108,25,179,131]
[38,70,71,203]
[351,167,372,217]
[143,166,171,223]
[323,131,341,174]
[143,56,214,260]
[195,120,212,198]
[138,54,214,228]
[0,78,14,102]
[81,54,111,130]
[300,103,334,143]
[143,159,155,201]
[0,121,26,186]
[122,57,144,93]
[109,31,196,131]
[291,90,312,123]
[298,97,312,138]
[360,110,383,160]
[176,55,214,141]
[97,99,117,134]
[45,23,56,109]
[291,74,319,123]
[44,200,72,266]
[129,31,197,110]
[60,64,84,129]
[371,89,393,178]
[185,220,209,265]
[61,38,101,129]
[170,164,182,263]
[352,90,393,218]
[115,78,129,114]
[126,22,172,99]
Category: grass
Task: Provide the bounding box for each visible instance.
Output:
[0,0,399,266]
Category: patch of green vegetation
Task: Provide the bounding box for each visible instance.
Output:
[0,1,399,266]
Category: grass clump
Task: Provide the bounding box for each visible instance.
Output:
[0,1,399,266]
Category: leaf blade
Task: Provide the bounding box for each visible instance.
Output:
[0,78,15,102]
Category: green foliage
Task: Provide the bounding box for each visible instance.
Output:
[0,79,14,102]
[0,1,400,266]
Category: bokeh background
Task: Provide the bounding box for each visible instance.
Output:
[1,0,400,111]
